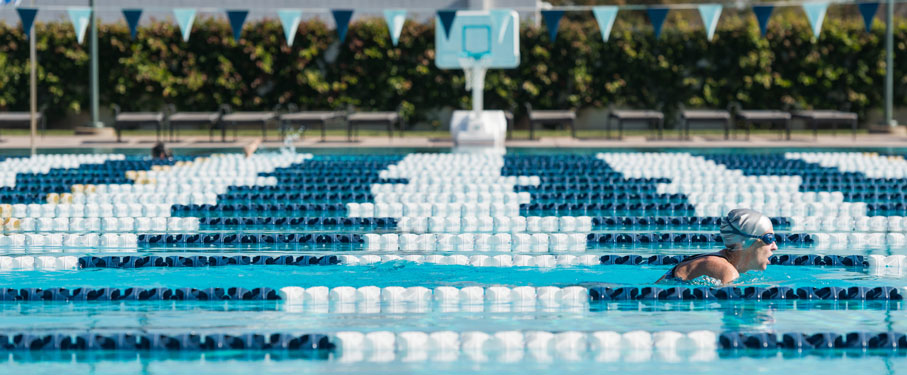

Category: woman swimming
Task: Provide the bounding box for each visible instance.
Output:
[657,208,778,284]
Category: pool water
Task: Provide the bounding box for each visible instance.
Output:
[2,149,907,374]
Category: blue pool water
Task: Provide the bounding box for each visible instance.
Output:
[3,148,907,374]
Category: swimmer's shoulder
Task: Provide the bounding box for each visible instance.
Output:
[683,256,738,284]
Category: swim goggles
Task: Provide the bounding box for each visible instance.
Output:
[724,217,776,245]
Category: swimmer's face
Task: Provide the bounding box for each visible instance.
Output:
[746,228,778,270]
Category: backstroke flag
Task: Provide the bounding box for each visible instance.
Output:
[592,6,618,42]
[802,2,829,38]
[16,8,37,38]
[384,9,406,46]
[332,9,353,41]
[122,9,142,39]
[226,10,248,41]
[67,7,91,44]
[173,8,196,42]
[858,2,879,32]
[752,5,774,37]
[277,9,302,46]
[647,8,669,39]
[541,10,565,41]
[437,10,456,39]
[698,4,722,41]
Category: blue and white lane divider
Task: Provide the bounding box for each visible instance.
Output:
[2,253,897,273]
[2,330,906,354]
[785,152,907,178]
[0,154,126,188]
[0,285,901,302]
[597,152,869,218]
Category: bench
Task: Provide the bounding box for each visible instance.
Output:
[112,105,164,143]
[216,112,277,142]
[791,110,858,139]
[347,112,399,141]
[168,112,221,142]
[607,110,664,140]
[680,110,731,140]
[734,110,791,140]
[0,112,45,141]
[279,111,346,141]
[528,108,576,140]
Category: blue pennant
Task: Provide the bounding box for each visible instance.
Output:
[16,8,37,37]
[437,10,457,40]
[541,10,565,41]
[122,9,142,39]
[332,9,353,41]
[647,8,669,39]
[592,6,618,42]
[226,10,248,41]
[858,2,880,32]
[753,5,774,37]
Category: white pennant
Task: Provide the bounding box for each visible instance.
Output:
[67,7,91,44]
[383,9,406,46]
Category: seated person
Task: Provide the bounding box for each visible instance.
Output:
[658,208,777,284]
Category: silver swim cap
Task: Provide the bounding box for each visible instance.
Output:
[720,208,773,250]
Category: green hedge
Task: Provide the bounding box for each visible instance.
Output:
[0,9,904,128]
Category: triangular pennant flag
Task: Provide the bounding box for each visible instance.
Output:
[383,9,406,46]
[752,5,774,37]
[698,4,722,41]
[226,10,248,41]
[16,8,37,37]
[173,8,196,42]
[592,6,618,42]
[802,2,829,38]
[541,10,565,41]
[277,9,301,46]
[332,9,353,41]
[437,10,457,40]
[122,9,142,39]
[647,8,669,39]
[67,7,92,44]
[858,2,880,32]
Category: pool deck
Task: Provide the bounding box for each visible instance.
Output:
[2,133,907,150]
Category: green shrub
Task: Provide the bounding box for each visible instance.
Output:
[0,9,903,128]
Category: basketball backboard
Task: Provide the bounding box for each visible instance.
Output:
[435,9,520,69]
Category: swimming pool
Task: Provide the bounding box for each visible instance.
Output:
[1,148,907,374]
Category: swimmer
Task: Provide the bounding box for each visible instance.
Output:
[657,208,778,284]
[151,142,172,159]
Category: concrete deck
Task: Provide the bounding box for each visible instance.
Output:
[1,133,906,151]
